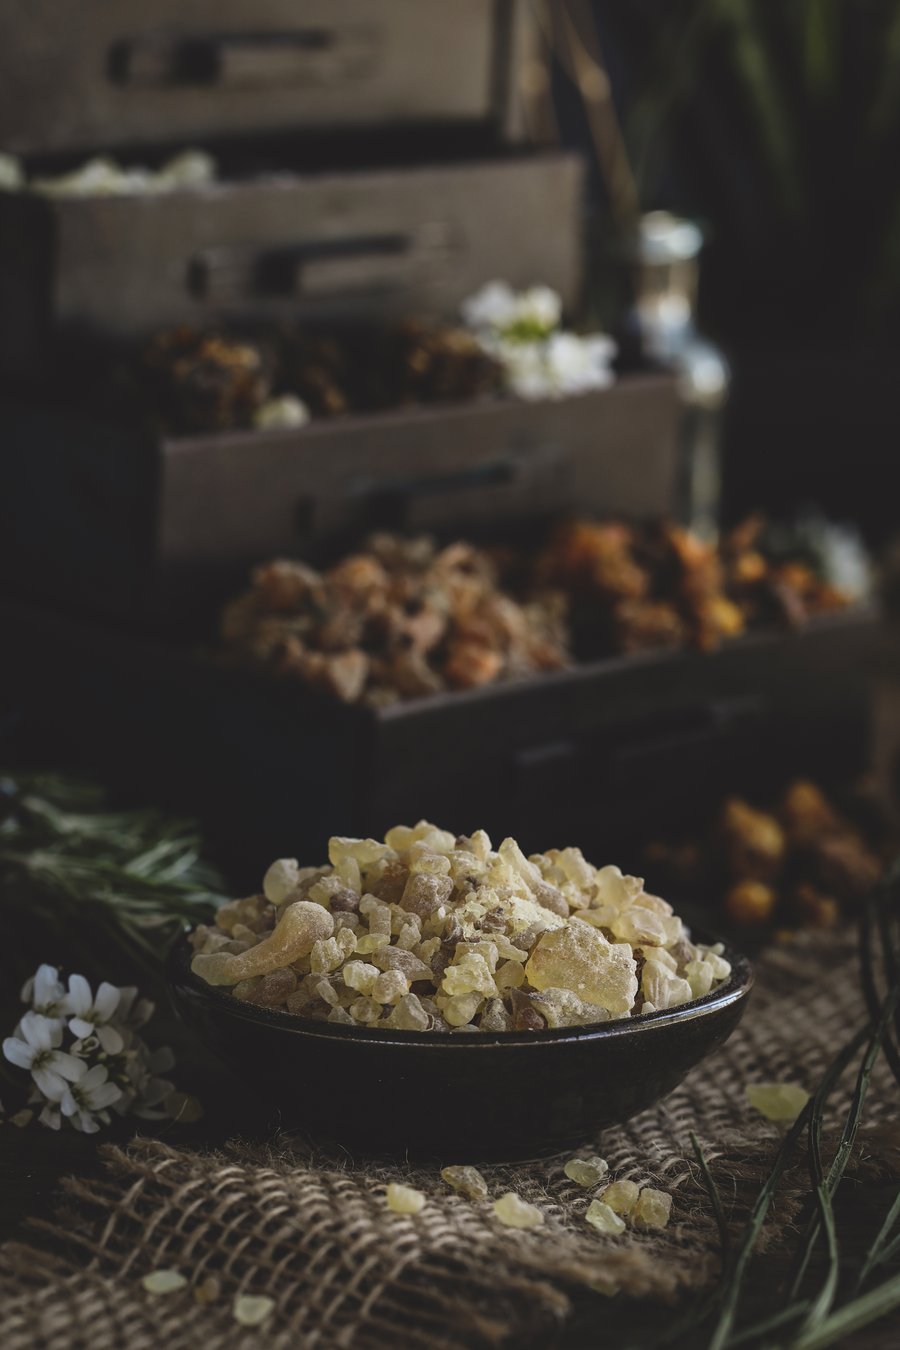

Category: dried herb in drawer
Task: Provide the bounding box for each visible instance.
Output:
[110,320,505,434]
[219,517,860,704]
[221,534,568,704]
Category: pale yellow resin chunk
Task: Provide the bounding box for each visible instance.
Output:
[525,922,637,1014]
[493,1192,544,1228]
[634,1188,673,1229]
[746,1082,810,1123]
[262,858,300,905]
[600,1179,640,1215]
[441,1165,490,1201]
[191,901,333,985]
[233,1294,275,1326]
[585,1200,626,1235]
[386,1183,426,1214]
[564,1156,609,1188]
[142,1270,188,1294]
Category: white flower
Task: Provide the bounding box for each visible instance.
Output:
[822,526,870,599]
[64,975,124,1054]
[461,281,563,340]
[21,964,67,1019]
[492,339,551,400]
[487,330,617,401]
[253,395,310,431]
[516,285,563,333]
[543,332,617,394]
[0,152,24,191]
[794,514,872,600]
[39,1102,62,1130]
[461,281,520,332]
[114,1042,175,1118]
[32,156,125,197]
[3,1012,87,1098]
[131,1046,176,1119]
[6,966,186,1133]
[134,1079,176,1120]
[29,150,216,199]
[154,149,217,191]
[50,1064,123,1134]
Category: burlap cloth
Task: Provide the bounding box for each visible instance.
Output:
[2,931,898,1350]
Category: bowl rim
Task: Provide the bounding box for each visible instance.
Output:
[168,925,753,1051]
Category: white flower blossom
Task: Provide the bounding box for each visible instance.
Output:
[64,974,125,1054]
[21,964,67,1020]
[794,514,872,600]
[50,1063,123,1134]
[489,339,549,400]
[5,965,184,1133]
[120,1044,176,1120]
[3,1012,87,1098]
[461,280,616,401]
[0,152,24,191]
[543,331,617,395]
[38,1102,62,1130]
[461,280,521,332]
[484,332,617,401]
[30,149,216,198]
[253,395,310,431]
[461,281,562,339]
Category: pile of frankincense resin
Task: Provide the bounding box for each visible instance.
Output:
[189,823,731,1030]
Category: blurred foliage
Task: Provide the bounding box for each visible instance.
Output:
[592,0,900,336]
[0,771,226,989]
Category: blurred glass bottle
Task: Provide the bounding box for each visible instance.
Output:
[631,212,729,539]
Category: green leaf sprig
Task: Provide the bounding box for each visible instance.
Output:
[0,771,228,973]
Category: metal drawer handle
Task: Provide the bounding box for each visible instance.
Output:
[349,444,567,532]
[293,450,561,541]
[108,27,380,90]
[189,224,459,303]
[513,696,767,786]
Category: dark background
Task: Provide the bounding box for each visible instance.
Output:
[557,1,900,543]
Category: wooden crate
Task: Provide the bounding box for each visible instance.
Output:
[0,0,531,155]
[0,600,879,886]
[0,373,680,626]
[0,152,583,379]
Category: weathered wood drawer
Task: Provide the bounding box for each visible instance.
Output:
[0,601,879,885]
[0,373,680,626]
[0,152,583,379]
[0,0,530,155]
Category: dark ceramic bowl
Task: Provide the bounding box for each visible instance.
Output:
[168,931,752,1160]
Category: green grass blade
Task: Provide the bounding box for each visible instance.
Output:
[705,1101,813,1350]
[691,1131,731,1263]
[790,1270,900,1350]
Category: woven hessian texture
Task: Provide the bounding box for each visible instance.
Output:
[2,932,897,1350]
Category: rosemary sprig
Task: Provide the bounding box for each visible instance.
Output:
[0,771,228,971]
